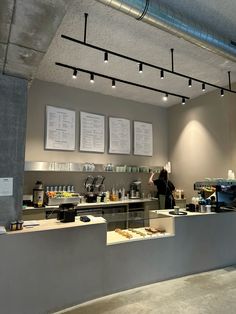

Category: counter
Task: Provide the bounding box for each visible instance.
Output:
[0,210,236,314]
[8,216,106,234]
[22,198,158,211]
[22,198,159,225]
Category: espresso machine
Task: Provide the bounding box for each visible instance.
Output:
[129,180,141,199]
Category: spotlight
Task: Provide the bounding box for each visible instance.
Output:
[72,69,77,79]
[160,69,164,79]
[139,63,143,73]
[202,83,205,91]
[112,79,116,88]
[90,73,94,83]
[163,93,168,101]
[182,97,186,105]
[221,89,224,97]
[104,51,108,63]
[188,78,192,87]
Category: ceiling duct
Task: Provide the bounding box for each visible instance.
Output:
[96,0,236,63]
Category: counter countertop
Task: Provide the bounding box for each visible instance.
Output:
[23,198,158,211]
[7,216,106,235]
[156,209,217,217]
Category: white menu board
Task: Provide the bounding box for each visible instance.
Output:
[109,117,130,154]
[45,105,75,151]
[134,121,153,156]
[80,111,105,152]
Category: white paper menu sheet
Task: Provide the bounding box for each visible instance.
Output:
[109,117,131,154]
[45,105,76,151]
[134,121,153,156]
[80,112,105,153]
[0,177,13,196]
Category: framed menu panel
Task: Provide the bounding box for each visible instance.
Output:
[80,111,105,153]
[109,117,130,154]
[45,105,76,151]
[134,121,153,156]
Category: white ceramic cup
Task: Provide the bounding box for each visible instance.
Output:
[174,206,180,215]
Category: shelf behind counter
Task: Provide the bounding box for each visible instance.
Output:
[22,198,159,228]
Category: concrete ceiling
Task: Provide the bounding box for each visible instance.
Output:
[1,0,236,107]
[0,0,70,79]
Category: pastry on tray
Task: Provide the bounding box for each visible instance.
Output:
[145,227,158,233]
[145,227,166,234]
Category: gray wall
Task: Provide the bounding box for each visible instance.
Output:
[168,82,236,201]
[0,73,27,226]
[25,79,168,195]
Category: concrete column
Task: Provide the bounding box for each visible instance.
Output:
[0,73,27,227]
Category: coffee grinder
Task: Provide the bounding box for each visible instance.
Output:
[129,180,141,199]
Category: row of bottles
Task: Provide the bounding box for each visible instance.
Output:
[33,181,76,207]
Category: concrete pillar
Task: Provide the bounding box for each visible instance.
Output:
[0,73,27,227]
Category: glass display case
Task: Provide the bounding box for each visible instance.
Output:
[104,210,174,244]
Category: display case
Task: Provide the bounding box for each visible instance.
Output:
[106,210,174,244]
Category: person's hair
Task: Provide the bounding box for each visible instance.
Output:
[158,168,168,181]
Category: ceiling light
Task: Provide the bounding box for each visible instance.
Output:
[90,73,94,83]
[104,51,108,63]
[188,78,192,87]
[72,69,77,79]
[55,62,190,102]
[163,93,168,101]
[182,97,186,105]
[112,79,116,88]
[61,34,236,98]
[160,69,164,79]
[221,89,224,97]
[139,63,143,73]
[202,83,205,91]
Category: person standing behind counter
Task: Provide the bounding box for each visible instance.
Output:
[149,169,175,209]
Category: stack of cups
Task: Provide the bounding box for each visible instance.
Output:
[206,205,211,213]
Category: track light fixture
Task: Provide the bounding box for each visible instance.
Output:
[55,62,190,102]
[60,26,236,104]
[160,69,164,79]
[221,89,224,97]
[182,98,186,105]
[112,79,116,88]
[104,51,108,63]
[90,73,94,83]
[202,83,206,91]
[163,93,168,101]
[72,69,77,79]
[139,63,143,73]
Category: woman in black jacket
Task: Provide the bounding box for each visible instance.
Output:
[149,168,175,209]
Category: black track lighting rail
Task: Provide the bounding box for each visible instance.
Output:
[61,34,236,94]
[55,62,190,100]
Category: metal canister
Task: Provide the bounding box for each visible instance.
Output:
[10,221,17,231]
[33,181,44,207]
[16,220,23,230]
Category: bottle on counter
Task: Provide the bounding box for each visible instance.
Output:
[33,180,44,208]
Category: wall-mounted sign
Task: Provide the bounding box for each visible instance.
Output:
[45,105,76,151]
[80,112,105,153]
[0,177,13,196]
[109,117,130,154]
[134,121,153,156]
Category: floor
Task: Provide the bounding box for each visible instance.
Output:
[55,266,236,314]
